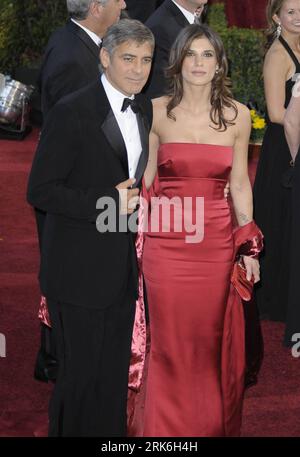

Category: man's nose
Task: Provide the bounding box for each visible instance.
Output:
[133,60,143,74]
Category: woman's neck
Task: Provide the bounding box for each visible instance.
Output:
[179,83,211,115]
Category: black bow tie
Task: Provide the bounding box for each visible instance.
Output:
[121,97,140,114]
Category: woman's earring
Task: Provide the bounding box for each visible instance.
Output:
[276,22,282,38]
[215,67,219,74]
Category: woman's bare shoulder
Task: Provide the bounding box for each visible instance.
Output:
[151,95,170,112]
[223,99,250,122]
[264,40,289,68]
[151,96,170,129]
[223,100,251,135]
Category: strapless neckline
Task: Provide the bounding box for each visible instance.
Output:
[159,142,233,149]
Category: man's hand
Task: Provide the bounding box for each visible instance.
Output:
[116,178,140,215]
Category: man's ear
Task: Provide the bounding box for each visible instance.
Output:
[100,47,110,69]
[90,0,103,18]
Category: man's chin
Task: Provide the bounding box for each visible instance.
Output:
[127,83,145,94]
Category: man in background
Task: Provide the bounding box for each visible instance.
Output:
[145,0,208,98]
[39,0,126,119]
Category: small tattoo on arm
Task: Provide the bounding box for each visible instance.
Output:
[239,213,251,224]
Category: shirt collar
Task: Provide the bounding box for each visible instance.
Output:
[172,1,195,24]
[71,18,102,47]
[101,74,134,113]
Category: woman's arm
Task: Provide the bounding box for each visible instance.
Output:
[264,47,289,125]
[144,99,161,190]
[284,86,300,161]
[230,104,260,283]
[230,104,253,227]
[144,128,159,190]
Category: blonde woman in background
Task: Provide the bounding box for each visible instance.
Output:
[253,0,300,346]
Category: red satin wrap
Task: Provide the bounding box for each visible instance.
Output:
[221,220,263,436]
[38,295,51,328]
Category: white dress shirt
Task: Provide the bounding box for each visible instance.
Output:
[172,1,195,24]
[71,19,102,47]
[101,74,142,179]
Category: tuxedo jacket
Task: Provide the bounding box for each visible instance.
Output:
[38,19,101,119]
[27,80,152,310]
[126,0,157,22]
[36,20,101,253]
[145,0,189,98]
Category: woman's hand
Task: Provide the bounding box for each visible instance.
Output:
[243,256,260,283]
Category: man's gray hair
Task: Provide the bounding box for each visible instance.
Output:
[102,19,155,56]
[66,0,109,20]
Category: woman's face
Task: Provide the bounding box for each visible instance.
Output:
[274,0,300,35]
[181,37,218,88]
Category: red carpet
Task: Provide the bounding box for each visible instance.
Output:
[0,130,299,437]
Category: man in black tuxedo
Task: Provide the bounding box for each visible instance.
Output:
[27,19,154,437]
[145,0,208,98]
[39,0,127,119]
[125,0,157,22]
[35,0,127,381]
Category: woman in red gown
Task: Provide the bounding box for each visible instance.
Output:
[137,24,263,437]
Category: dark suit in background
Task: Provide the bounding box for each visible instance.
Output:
[145,0,190,98]
[39,19,101,120]
[36,19,101,249]
[27,79,152,436]
[126,0,157,22]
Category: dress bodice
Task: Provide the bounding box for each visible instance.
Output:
[156,143,233,201]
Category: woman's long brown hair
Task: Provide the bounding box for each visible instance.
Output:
[165,24,237,132]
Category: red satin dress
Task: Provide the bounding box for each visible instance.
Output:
[142,143,236,437]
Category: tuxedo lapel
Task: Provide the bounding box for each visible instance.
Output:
[95,82,150,184]
[134,108,149,188]
[94,80,129,177]
[101,109,129,177]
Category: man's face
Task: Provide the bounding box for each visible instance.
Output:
[100,40,153,96]
[98,0,127,29]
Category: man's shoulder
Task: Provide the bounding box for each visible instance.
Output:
[146,0,186,40]
[45,21,87,56]
[46,22,72,47]
[146,0,173,27]
[54,79,102,112]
